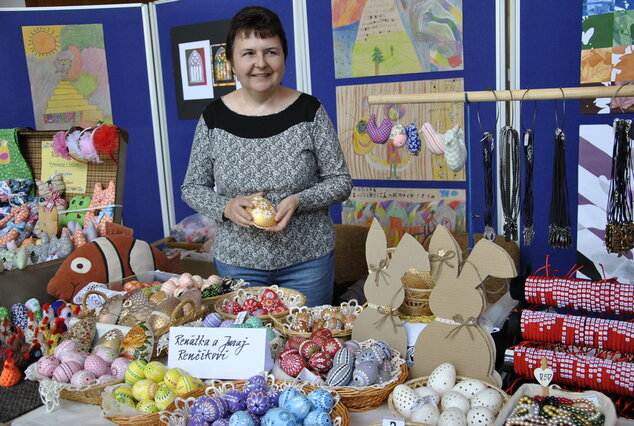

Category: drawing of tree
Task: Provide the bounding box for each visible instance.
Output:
[372,47,384,75]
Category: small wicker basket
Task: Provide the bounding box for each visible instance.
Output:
[270,300,363,339]
[214,285,306,323]
[387,375,510,424]
[303,340,409,412]
[398,269,435,317]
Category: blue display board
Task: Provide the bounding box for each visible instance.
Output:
[0,5,165,242]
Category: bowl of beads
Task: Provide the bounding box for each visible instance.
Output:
[495,383,616,426]
[214,285,306,323]
[161,373,351,425]
[271,300,363,339]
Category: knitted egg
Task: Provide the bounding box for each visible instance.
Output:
[110,357,132,379]
[325,363,353,387]
[52,361,82,383]
[54,339,79,359]
[84,354,111,377]
[36,355,60,378]
[246,195,277,228]
[204,312,224,328]
[70,370,96,386]
[224,389,247,413]
[246,390,270,416]
[307,388,334,412]
[353,361,379,387]
[303,410,332,426]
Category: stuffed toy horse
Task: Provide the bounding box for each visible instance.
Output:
[47,234,184,301]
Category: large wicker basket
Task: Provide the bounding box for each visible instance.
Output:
[303,340,409,412]
[270,300,363,339]
[214,285,306,323]
[387,375,510,424]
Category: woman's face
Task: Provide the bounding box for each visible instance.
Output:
[231,31,285,95]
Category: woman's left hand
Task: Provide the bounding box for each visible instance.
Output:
[266,195,299,232]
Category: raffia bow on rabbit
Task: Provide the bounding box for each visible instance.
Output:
[351,219,429,356]
[411,225,516,386]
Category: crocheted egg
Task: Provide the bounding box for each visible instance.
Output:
[246,195,277,228]
[84,354,111,377]
[262,407,296,426]
[36,355,60,378]
[10,303,28,330]
[246,390,270,416]
[204,312,224,328]
[282,394,311,422]
[303,410,332,426]
[353,361,379,387]
[70,370,96,386]
[307,388,334,412]
[325,362,353,387]
[0,306,9,321]
[52,361,82,383]
[224,389,247,413]
[110,357,132,379]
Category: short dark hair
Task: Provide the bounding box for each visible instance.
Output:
[226,6,288,64]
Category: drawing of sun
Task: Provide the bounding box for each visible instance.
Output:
[22,26,63,57]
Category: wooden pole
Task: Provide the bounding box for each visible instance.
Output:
[366,84,634,104]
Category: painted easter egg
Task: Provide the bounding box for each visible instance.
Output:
[154,384,176,411]
[52,361,82,383]
[246,390,270,416]
[112,386,136,407]
[124,359,147,385]
[110,357,132,379]
[143,360,167,383]
[204,312,224,328]
[229,410,256,426]
[261,407,297,426]
[224,388,247,413]
[282,394,311,422]
[246,195,277,228]
[352,361,379,387]
[243,374,267,395]
[84,354,111,377]
[332,347,354,366]
[36,355,60,378]
[70,370,96,386]
[325,363,353,387]
[303,410,332,426]
[428,362,457,396]
[307,388,334,412]
[120,321,154,362]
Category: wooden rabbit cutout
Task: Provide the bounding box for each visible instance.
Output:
[351,219,430,356]
[410,225,516,386]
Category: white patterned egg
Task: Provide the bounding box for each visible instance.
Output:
[441,390,470,413]
[467,406,495,426]
[414,386,440,406]
[427,363,456,395]
[452,379,488,400]
[438,407,467,426]
[410,403,440,424]
[471,388,503,415]
[391,384,421,418]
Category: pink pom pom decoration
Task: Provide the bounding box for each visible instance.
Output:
[52,131,72,160]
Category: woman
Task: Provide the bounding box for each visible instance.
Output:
[181,6,353,307]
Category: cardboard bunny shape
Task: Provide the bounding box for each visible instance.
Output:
[351,219,430,356]
[410,225,516,386]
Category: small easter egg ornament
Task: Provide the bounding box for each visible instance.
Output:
[229,410,256,426]
[163,367,184,390]
[154,384,176,411]
[261,407,297,426]
[112,386,136,407]
[124,359,147,385]
[246,195,277,228]
[136,399,159,414]
[132,378,159,401]
[303,410,332,426]
[307,388,334,412]
[143,360,167,383]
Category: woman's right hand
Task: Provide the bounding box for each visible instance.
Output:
[223,192,263,227]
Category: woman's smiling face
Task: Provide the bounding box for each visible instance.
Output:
[231,32,285,96]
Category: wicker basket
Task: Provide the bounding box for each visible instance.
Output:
[156,377,351,426]
[214,285,306,323]
[200,278,249,312]
[270,300,363,339]
[151,298,207,359]
[303,340,409,412]
[387,375,510,424]
[398,269,434,317]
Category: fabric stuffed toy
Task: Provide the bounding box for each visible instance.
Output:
[0,128,33,181]
[84,181,115,237]
[0,204,30,247]
[47,234,184,301]
[35,174,68,237]
[60,195,91,227]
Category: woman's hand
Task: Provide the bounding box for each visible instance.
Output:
[266,195,299,232]
[223,192,263,228]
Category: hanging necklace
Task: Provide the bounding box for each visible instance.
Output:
[520,93,537,246]
[548,92,572,249]
[477,91,499,241]
[605,118,634,255]
[500,91,521,241]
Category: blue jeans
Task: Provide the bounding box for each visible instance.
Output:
[214,251,334,307]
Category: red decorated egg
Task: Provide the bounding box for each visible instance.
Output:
[278,348,300,360]
[310,328,333,341]
[279,352,306,377]
[242,298,260,314]
[259,289,279,301]
[308,352,333,373]
[298,340,320,360]
[223,301,243,315]
[322,337,345,357]
[284,336,307,350]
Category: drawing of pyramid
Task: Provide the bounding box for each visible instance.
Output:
[356,0,406,42]
[43,80,104,125]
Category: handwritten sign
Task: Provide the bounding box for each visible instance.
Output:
[41,140,88,193]
[349,186,465,203]
[167,327,272,379]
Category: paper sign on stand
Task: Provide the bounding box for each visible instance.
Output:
[168,327,273,380]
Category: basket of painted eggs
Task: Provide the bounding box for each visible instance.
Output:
[214,285,306,323]
[388,362,509,425]
[25,332,132,409]
[161,373,351,426]
[103,361,205,425]
[271,300,363,339]
[299,338,409,412]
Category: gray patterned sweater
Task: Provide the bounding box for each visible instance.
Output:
[181,93,353,270]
